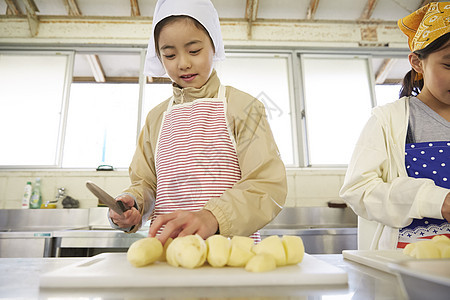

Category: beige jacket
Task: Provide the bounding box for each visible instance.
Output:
[339,97,448,249]
[123,70,287,236]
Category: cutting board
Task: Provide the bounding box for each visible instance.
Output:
[342,250,412,273]
[40,253,347,288]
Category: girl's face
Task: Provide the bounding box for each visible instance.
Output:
[414,41,450,107]
[158,18,215,89]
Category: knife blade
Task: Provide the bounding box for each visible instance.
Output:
[86,181,130,215]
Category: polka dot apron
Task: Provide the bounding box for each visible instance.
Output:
[397,141,450,248]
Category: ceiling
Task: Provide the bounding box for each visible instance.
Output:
[0,0,437,22]
[0,0,442,83]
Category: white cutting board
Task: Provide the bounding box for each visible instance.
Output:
[343,250,412,274]
[40,253,347,288]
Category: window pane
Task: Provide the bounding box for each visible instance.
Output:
[375,84,401,106]
[372,56,409,106]
[63,83,139,168]
[141,83,172,128]
[0,54,68,166]
[215,55,294,165]
[303,56,372,165]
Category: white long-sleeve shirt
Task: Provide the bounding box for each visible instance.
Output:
[339,97,449,249]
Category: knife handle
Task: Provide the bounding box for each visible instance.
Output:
[116,200,130,212]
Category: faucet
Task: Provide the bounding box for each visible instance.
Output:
[54,187,66,204]
[42,187,66,208]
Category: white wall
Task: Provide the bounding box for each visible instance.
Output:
[0,169,346,209]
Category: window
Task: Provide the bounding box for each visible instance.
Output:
[215,54,295,166]
[0,53,70,166]
[301,55,373,165]
[62,52,142,168]
[372,56,410,107]
[63,83,139,168]
[375,84,402,106]
[0,48,410,169]
[141,83,172,128]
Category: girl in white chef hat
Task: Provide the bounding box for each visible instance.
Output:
[340,2,450,250]
[109,0,287,244]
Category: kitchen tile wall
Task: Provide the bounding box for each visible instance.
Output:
[0,169,346,209]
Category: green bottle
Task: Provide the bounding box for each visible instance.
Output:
[30,178,42,209]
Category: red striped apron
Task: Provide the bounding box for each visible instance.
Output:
[153,85,260,241]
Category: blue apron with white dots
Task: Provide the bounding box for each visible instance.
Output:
[397,141,450,248]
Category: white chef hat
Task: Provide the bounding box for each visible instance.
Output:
[143,0,225,77]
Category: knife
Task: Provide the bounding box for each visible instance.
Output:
[86,181,130,215]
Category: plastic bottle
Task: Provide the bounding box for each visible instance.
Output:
[21,181,32,209]
[29,178,42,209]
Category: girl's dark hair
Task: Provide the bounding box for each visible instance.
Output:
[153,15,214,58]
[399,32,450,98]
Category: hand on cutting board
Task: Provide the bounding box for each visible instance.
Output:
[109,194,141,229]
[442,193,450,223]
[148,209,219,245]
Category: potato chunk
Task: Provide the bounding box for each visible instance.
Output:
[403,242,416,256]
[227,236,255,267]
[431,235,450,258]
[245,254,277,272]
[158,237,173,262]
[412,240,440,259]
[403,235,450,259]
[206,235,231,267]
[282,235,305,265]
[252,235,286,266]
[127,237,163,267]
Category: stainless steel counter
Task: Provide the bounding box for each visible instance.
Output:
[260,206,358,254]
[0,208,149,257]
[1,206,358,257]
[0,254,406,299]
[53,228,148,257]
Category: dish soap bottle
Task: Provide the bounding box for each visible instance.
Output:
[30,178,42,209]
[21,181,32,209]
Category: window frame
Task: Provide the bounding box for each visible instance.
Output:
[0,46,410,170]
[0,50,74,169]
[297,52,377,167]
[217,50,298,167]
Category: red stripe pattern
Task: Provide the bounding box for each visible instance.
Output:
[154,99,260,241]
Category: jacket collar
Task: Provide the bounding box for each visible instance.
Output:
[172,69,220,104]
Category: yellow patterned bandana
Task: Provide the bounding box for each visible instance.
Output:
[398,2,450,52]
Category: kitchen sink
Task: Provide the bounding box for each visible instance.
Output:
[0,208,151,258]
[0,209,90,258]
[260,206,358,254]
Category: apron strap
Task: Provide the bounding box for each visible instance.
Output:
[406,122,415,144]
[218,85,226,100]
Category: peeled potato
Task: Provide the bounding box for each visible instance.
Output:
[439,245,450,258]
[282,235,305,265]
[411,240,440,259]
[206,235,231,267]
[403,235,450,259]
[158,237,173,262]
[245,254,277,272]
[166,237,181,267]
[252,235,286,266]
[227,236,255,267]
[403,242,416,256]
[166,234,207,269]
[431,235,450,258]
[431,235,450,243]
[127,237,163,267]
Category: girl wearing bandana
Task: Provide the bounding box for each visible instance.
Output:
[340,2,450,250]
[108,0,287,244]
